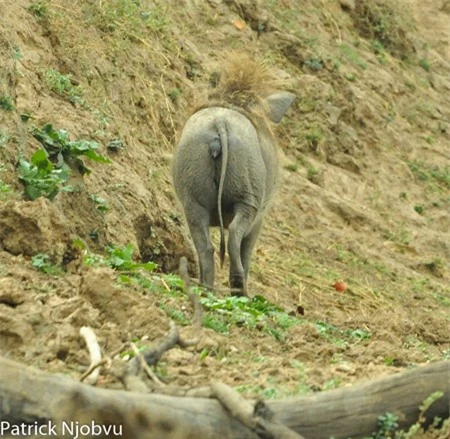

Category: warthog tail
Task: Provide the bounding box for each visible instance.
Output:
[216,120,228,268]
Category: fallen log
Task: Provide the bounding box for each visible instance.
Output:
[0,357,448,438]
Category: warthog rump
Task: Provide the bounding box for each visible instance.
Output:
[172,55,295,295]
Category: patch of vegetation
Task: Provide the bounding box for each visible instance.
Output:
[44,69,84,104]
[304,57,324,71]
[167,87,182,103]
[87,0,170,37]
[12,46,22,61]
[315,321,371,347]
[371,40,388,64]
[284,162,298,173]
[306,166,320,181]
[0,180,11,200]
[304,128,323,149]
[200,293,299,341]
[322,377,343,391]
[344,72,357,82]
[384,223,412,245]
[107,139,125,152]
[32,123,111,174]
[372,412,399,439]
[88,194,110,212]
[19,125,110,200]
[418,58,431,72]
[83,242,156,272]
[0,130,9,147]
[81,243,300,341]
[413,204,425,215]
[370,392,447,438]
[20,111,34,122]
[352,0,414,59]
[407,160,450,191]
[31,253,63,276]
[28,0,49,19]
[0,95,14,112]
[18,149,72,200]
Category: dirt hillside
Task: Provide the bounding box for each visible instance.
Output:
[0,0,449,435]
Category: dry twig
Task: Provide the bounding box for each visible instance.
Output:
[79,326,102,385]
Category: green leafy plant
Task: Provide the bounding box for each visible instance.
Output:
[419,58,431,71]
[105,244,156,272]
[304,58,323,71]
[307,166,320,180]
[200,293,299,340]
[370,392,446,438]
[83,243,157,273]
[0,95,14,112]
[0,180,11,200]
[32,123,111,175]
[372,412,399,439]
[88,194,110,212]
[31,253,63,275]
[315,321,371,346]
[18,149,72,200]
[28,0,48,18]
[413,204,425,215]
[305,129,323,149]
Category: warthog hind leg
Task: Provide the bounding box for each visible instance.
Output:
[185,203,215,288]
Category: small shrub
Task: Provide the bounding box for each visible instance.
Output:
[304,58,323,71]
[305,129,322,148]
[28,0,48,18]
[307,166,319,180]
[32,123,111,175]
[19,125,110,200]
[419,58,431,71]
[18,149,72,200]
[414,204,425,214]
[0,95,14,112]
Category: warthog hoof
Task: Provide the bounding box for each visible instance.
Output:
[230,275,247,296]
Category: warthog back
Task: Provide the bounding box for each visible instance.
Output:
[172,55,295,295]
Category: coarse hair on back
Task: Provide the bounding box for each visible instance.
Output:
[189,53,279,131]
[207,52,277,112]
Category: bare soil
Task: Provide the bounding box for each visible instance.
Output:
[0,0,449,435]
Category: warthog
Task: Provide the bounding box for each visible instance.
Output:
[172,55,295,295]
